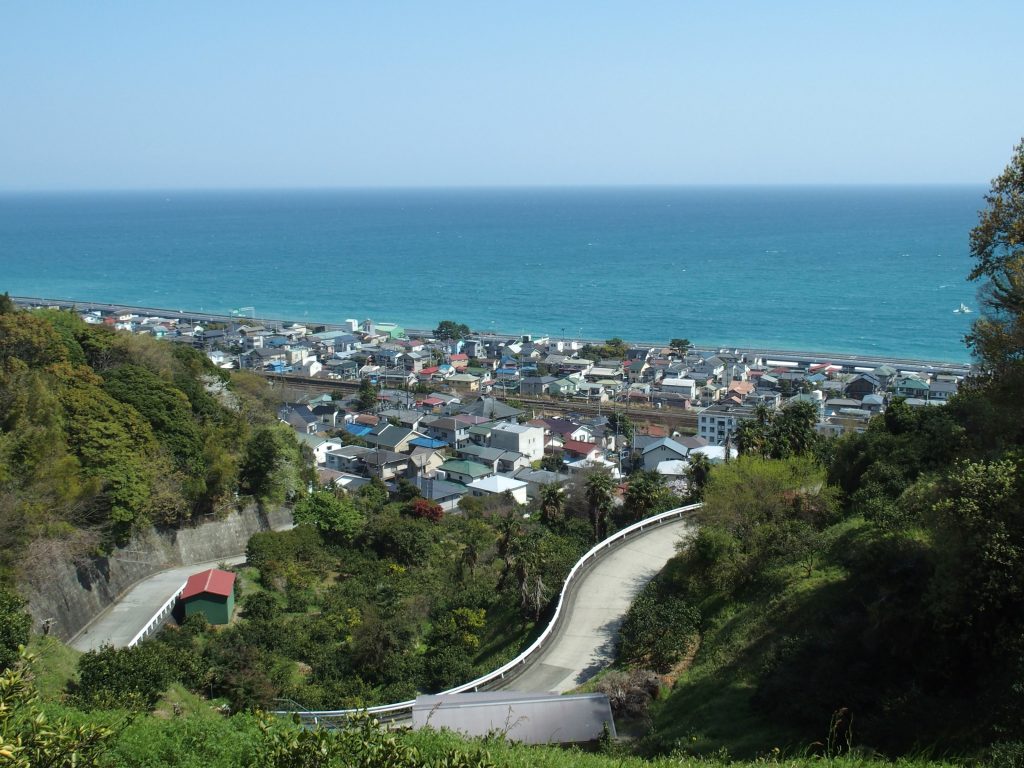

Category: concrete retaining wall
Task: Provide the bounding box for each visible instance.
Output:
[21,504,292,642]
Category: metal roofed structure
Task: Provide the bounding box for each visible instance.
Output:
[411,692,615,744]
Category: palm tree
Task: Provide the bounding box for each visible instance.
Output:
[687,452,712,500]
[539,483,564,526]
[584,470,615,542]
[458,541,479,581]
[496,513,524,592]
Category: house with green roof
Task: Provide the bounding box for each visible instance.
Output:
[439,459,494,485]
[893,376,930,399]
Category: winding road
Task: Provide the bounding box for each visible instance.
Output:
[498,516,694,693]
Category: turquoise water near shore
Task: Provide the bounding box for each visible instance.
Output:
[0,186,985,362]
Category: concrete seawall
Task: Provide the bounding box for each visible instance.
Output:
[21,504,292,643]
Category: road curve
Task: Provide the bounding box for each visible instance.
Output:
[496,517,694,694]
[69,555,247,651]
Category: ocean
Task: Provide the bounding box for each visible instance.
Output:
[0,186,986,362]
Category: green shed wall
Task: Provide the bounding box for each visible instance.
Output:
[183,590,234,625]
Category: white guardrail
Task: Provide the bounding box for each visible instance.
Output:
[127,580,187,648]
[277,502,702,727]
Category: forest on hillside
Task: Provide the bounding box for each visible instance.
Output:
[0,297,311,588]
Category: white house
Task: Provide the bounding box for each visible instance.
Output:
[466,475,529,505]
[660,378,697,399]
[489,423,545,462]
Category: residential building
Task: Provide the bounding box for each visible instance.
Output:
[697,403,756,446]
[489,423,544,462]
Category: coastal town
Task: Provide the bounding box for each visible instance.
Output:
[17,298,972,510]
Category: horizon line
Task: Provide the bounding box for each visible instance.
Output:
[0,181,990,195]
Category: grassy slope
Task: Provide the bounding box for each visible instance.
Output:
[26,634,81,699]
[644,521,865,759]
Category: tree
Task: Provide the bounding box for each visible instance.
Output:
[407,497,443,523]
[734,402,820,460]
[539,451,564,472]
[356,377,378,412]
[1,651,114,767]
[0,587,30,672]
[584,469,615,541]
[687,452,712,499]
[434,320,471,341]
[966,138,1024,412]
[75,642,174,710]
[606,411,635,443]
[623,470,671,522]
[670,338,691,357]
[239,424,304,505]
[293,490,365,542]
[539,483,564,525]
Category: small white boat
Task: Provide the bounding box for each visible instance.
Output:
[953,303,972,314]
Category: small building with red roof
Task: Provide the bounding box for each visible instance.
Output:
[180,568,236,625]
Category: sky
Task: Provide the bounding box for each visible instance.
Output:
[2,2,1023,190]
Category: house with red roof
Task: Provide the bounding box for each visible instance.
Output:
[180,568,236,625]
[561,440,603,462]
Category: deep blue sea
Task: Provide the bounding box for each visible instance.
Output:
[0,187,986,362]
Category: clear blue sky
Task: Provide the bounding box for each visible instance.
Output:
[2,2,1022,190]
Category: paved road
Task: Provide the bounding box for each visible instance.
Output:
[69,555,247,651]
[498,517,694,694]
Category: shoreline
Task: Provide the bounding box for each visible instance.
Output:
[11,294,973,374]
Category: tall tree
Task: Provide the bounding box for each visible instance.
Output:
[434,320,471,341]
[670,338,691,356]
[356,377,378,411]
[584,469,615,541]
[966,138,1024,423]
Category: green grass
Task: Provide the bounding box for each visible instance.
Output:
[644,560,852,758]
[26,634,80,700]
[473,601,537,673]
[404,727,968,768]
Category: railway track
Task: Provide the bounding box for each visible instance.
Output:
[260,373,698,433]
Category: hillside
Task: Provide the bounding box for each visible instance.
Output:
[0,297,305,590]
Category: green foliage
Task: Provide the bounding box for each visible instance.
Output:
[356,377,378,411]
[606,411,635,442]
[622,470,675,523]
[539,451,564,472]
[0,312,70,369]
[54,364,162,530]
[434,320,472,341]
[102,363,205,475]
[74,642,174,710]
[619,579,700,673]
[734,401,820,460]
[1,651,115,767]
[584,469,615,541]
[670,338,691,356]
[581,337,628,360]
[0,588,30,672]
[294,490,365,543]
[239,424,304,505]
[927,458,1024,646]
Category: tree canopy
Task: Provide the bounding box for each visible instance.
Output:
[433,320,471,341]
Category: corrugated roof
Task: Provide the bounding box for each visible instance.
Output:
[181,568,235,600]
